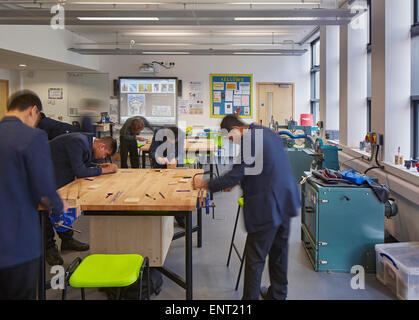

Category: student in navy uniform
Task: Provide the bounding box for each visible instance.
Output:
[149,126,181,169]
[119,116,153,168]
[193,115,301,300]
[0,91,65,299]
[45,133,118,265]
[149,126,186,228]
[37,112,80,140]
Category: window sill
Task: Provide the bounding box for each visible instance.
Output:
[336,144,419,187]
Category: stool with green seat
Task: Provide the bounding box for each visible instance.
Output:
[226,197,246,291]
[62,254,150,300]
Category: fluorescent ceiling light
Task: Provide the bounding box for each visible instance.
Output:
[73,2,163,4]
[233,52,284,55]
[123,31,290,36]
[142,51,190,54]
[231,2,320,4]
[77,17,159,21]
[72,1,320,4]
[136,43,192,46]
[231,43,284,46]
[234,17,318,21]
[124,32,202,36]
[18,64,27,67]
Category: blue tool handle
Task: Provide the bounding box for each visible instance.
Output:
[50,208,77,233]
[380,253,399,270]
[278,131,307,140]
[205,194,210,215]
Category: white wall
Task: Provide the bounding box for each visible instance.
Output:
[97,54,311,129]
[0,68,10,81]
[11,70,108,124]
[0,26,99,72]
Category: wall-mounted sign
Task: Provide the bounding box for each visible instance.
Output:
[48,88,63,99]
[210,74,252,118]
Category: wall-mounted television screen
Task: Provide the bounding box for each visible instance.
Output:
[119,77,177,125]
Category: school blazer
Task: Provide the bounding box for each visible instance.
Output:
[207,124,301,234]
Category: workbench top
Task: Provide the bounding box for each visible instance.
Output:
[58,169,204,212]
[140,138,216,153]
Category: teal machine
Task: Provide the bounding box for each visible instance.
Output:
[301,174,398,273]
[301,177,384,273]
[276,121,341,182]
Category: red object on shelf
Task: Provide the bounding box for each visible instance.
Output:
[300,114,313,126]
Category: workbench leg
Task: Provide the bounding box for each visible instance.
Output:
[185,212,193,300]
[197,208,202,248]
[38,211,47,300]
[209,164,214,201]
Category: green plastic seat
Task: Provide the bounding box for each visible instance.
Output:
[238,197,244,208]
[184,158,196,165]
[69,254,144,288]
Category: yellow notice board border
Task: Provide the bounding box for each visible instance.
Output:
[210,74,253,118]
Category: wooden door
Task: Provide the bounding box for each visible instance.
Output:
[257,83,294,127]
[0,80,8,120]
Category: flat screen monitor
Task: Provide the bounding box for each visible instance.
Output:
[119,77,177,125]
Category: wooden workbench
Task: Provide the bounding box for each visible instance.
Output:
[56,168,205,300]
[138,138,216,168]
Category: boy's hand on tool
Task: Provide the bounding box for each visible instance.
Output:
[157,157,169,165]
[101,163,118,174]
[193,176,208,190]
[137,136,147,142]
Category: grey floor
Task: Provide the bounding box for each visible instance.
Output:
[46,165,396,300]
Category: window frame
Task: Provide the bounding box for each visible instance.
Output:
[412,0,419,36]
[367,98,372,134]
[311,37,320,124]
[367,0,372,51]
[411,97,419,160]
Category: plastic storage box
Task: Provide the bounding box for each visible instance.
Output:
[375,242,419,300]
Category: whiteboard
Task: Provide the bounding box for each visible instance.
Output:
[67,72,109,120]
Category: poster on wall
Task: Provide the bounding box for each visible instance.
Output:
[210,74,252,118]
[48,88,63,99]
[187,80,204,115]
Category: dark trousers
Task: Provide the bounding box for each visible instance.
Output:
[120,137,139,169]
[0,258,40,300]
[45,218,73,249]
[242,217,291,300]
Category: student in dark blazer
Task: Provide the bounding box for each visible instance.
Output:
[119,116,153,168]
[193,115,301,300]
[45,133,118,265]
[37,112,80,140]
[149,126,181,169]
[0,91,65,299]
[149,126,186,228]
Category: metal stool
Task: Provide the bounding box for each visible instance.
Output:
[226,197,246,291]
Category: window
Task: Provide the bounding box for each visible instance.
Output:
[414,0,419,25]
[367,0,372,49]
[412,98,419,160]
[367,98,371,133]
[367,1,372,134]
[311,37,320,125]
[412,1,419,159]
